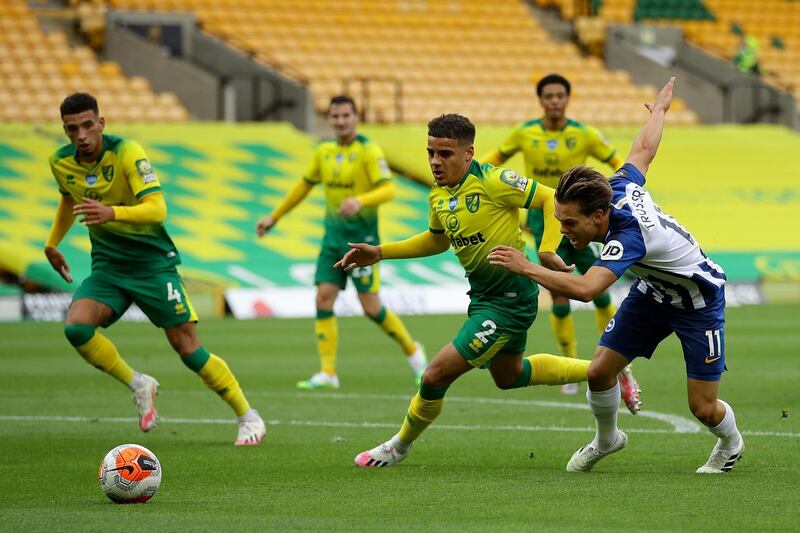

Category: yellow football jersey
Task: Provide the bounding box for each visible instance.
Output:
[304,133,391,245]
[497,118,617,188]
[49,134,179,270]
[429,159,538,302]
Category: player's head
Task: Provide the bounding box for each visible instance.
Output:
[554,165,612,248]
[60,92,105,160]
[328,95,358,141]
[427,114,475,187]
[536,73,571,121]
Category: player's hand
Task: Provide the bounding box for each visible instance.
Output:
[256,215,276,237]
[334,242,381,271]
[487,245,532,275]
[44,246,73,283]
[537,252,576,273]
[338,197,362,217]
[73,197,114,226]
[645,76,676,114]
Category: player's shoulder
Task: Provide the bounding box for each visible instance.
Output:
[564,118,594,135]
[49,142,74,165]
[515,118,542,133]
[610,163,646,187]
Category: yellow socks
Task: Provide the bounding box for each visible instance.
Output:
[527,354,590,385]
[182,347,250,417]
[594,301,617,334]
[65,324,134,386]
[370,306,416,355]
[550,304,577,358]
[315,310,338,375]
[397,385,447,444]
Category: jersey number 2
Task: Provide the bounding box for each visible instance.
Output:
[474,320,497,343]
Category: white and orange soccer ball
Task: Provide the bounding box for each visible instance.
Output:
[98,444,162,503]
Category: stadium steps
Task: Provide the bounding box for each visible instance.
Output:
[107,0,697,126]
[0,0,189,123]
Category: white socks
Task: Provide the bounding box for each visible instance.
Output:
[129,372,145,391]
[707,399,741,449]
[588,383,621,451]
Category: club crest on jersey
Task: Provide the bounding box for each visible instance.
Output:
[600,240,624,261]
[85,174,98,186]
[499,170,528,192]
[566,136,577,150]
[465,193,480,213]
[546,139,558,150]
[448,197,458,211]
[102,165,114,182]
[445,213,460,232]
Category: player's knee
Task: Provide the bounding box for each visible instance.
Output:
[689,400,717,425]
[551,302,571,318]
[492,375,518,390]
[586,361,613,388]
[64,323,96,347]
[593,292,612,308]
[420,367,449,389]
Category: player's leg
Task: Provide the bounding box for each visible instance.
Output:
[354,342,472,468]
[164,321,265,445]
[566,292,668,472]
[676,318,743,473]
[356,272,427,384]
[296,282,341,389]
[488,334,591,390]
[65,273,159,431]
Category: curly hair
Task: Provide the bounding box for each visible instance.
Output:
[60,92,99,117]
[536,73,571,97]
[427,114,475,145]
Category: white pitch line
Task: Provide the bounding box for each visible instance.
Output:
[1,415,797,438]
[176,389,703,434]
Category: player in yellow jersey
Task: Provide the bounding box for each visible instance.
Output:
[256,95,426,389]
[335,114,640,468]
[482,73,626,394]
[44,92,265,445]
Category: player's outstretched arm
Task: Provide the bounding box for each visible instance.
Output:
[335,230,450,271]
[44,194,77,283]
[625,76,675,175]
[257,179,314,236]
[488,246,617,302]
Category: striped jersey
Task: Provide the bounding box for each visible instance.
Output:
[594,163,726,310]
[49,134,179,271]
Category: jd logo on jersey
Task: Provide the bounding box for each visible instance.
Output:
[446,213,460,232]
[465,193,480,213]
[102,165,114,182]
[600,240,624,260]
[85,174,98,186]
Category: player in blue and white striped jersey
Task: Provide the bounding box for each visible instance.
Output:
[488,78,744,474]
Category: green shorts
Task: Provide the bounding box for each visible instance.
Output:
[453,300,537,369]
[315,243,379,293]
[528,209,601,274]
[72,267,198,328]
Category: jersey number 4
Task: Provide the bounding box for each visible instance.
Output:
[167,282,182,303]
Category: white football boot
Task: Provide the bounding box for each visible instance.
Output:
[566,430,628,472]
[354,440,411,468]
[296,371,340,390]
[696,433,744,473]
[132,373,159,432]
[235,411,266,446]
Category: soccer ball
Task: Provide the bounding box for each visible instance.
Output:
[98,444,162,503]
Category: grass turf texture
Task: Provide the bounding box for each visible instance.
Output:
[1,305,797,531]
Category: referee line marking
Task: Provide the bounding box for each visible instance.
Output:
[0,415,796,438]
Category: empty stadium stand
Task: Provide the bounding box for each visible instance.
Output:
[108,0,698,125]
[0,0,189,123]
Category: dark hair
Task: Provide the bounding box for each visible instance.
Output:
[536,73,571,97]
[60,92,99,117]
[556,165,612,215]
[427,114,475,145]
[329,95,357,113]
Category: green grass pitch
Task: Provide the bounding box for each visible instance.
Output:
[1,305,797,531]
